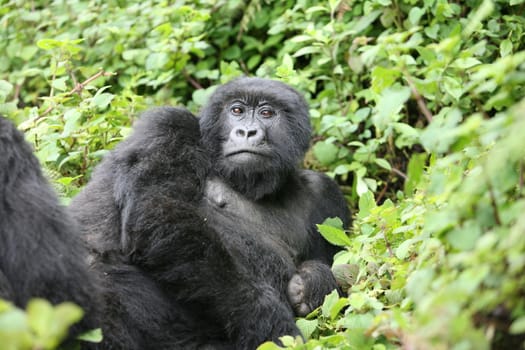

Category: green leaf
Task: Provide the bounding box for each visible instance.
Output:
[293,46,321,57]
[329,297,348,320]
[445,221,482,251]
[317,224,352,247]
[509,316,525,334]
[0,102,17,115]
[0,80,14,99]
[356,175,369,196]
[279,335,296,347]
[500,39,513,57]
[406,268,435,302]
[424,210,458,235]
[358,191,376,217]
[373,86,411,130]
[396,238,417,259]
[257,342,283,350]
[246,55,261,70]
[371,66,400,93]
[374,158,391,171]
[55,302,83,319]
[404,153,427,194]
[0,307,28,331]
[451,57,482,69]
[463,0,494,36]
[296,319,318,339]
[420,108,463,153]
[192,85,217,106]
[91,93,114,109]
[291,35,314,43]
[275,54,295,78]
[312,140,338,165]
[145,52,169,70]
[51,77,68,91]
[322,217,344,229]
[393,122,419,148]
[62,109,82,137]
[321,290,340,318]
[408,7,425,25]
[443,76,463,100]
[352,10,382,34]
[337,313,374,331]
[27,299,55,345]
[77,328,103,342]
[37,38,63,50]
[223,45,241,60]
[37,142,61,163]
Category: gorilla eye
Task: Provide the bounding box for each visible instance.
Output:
[260,109,274,118]
[231,107,244,116]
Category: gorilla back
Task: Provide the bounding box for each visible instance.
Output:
[69,79,350,349]
[0,116,100,342]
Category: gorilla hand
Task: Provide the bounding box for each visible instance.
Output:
[287,260,340,317]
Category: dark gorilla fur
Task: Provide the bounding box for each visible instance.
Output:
[0,78,350,349]
[0,117,100,342]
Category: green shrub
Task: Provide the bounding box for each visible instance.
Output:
[1,0,524,349]
[0,299,101,350]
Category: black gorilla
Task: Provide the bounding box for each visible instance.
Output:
[0,78,349,349]
[0,117,100,340]
[69,77,350,349]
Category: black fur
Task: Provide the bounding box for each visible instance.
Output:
[1,78,350,349]
[0,116,100,342]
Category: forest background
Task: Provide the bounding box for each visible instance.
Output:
[1,0,525,349]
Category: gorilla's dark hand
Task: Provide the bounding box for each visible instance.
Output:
[287,260,340,317]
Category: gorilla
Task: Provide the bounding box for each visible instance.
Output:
[0,116,100,341]
[0,77,350,349]
[69,77,350,349]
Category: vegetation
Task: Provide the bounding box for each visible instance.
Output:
[1,0,524,348]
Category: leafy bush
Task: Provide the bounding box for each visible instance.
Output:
[0,299,101,350]
[1,0,525,349]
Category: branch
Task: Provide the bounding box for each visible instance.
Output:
[182,70,203,90]
[68,70,115,95]
[487,181,502,226]
[392,167,408,180]
[382,225,394,257]
[376,183,389,204]
[404,74,433,124]
[38,70,115,119]
[518,160,525,195]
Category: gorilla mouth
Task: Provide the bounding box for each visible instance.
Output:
[225,149,270,158]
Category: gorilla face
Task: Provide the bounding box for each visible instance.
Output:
[200,77,312,200]
[221,99,285,171]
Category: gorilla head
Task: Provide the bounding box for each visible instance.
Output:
[199,77,312,200]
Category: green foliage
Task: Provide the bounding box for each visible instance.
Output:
[0,299,101,350]
[1,0,525,349]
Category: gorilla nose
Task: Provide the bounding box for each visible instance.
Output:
[231,127,263,144]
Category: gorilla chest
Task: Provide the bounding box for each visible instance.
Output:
[201,179,311,265]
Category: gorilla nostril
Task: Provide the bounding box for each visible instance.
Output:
[234,128,258,139]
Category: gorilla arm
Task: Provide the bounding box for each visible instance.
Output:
[88,107,300,347]
[117,182,301,347]
[288,171,351,316]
